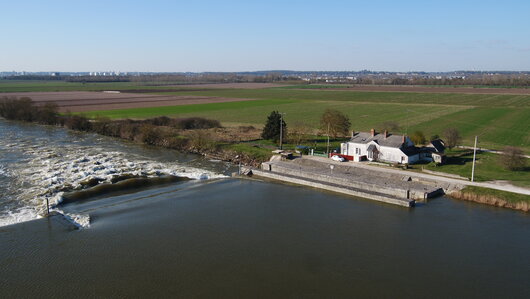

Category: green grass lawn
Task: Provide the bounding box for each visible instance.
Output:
[411,149,530,187]
[458,186,530,205]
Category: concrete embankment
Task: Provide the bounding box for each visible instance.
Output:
[251,169,415,207]
[249,156,449,208]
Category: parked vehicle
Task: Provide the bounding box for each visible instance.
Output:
[331,155,346,162]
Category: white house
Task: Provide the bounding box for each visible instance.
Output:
[340,129,421,164]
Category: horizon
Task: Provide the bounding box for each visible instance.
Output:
[3,69,530,74]
[1,0,529,72]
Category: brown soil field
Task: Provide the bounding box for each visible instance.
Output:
[306,85,530,95]
[0,91,256,112]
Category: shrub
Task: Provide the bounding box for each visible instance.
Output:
[64,115,92,131]
[500,146,527,171]
[0,97,36,122]
[36,102,60,125]
[172,117,221,130]
[443,128,461,149]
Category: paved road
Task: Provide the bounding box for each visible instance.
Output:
[304,156,530,195]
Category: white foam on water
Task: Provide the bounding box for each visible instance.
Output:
[0,164,10,177]
[0,140,227,229]
[0,207,42,227]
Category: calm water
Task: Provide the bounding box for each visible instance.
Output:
[0,119,529,298]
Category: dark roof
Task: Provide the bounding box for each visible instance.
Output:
[401,146,421,156]
[367,144,376,152]
[428,139,446,153]
[348,131,405,148]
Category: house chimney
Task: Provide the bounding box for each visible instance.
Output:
[351,131,355,138]
[384,130,388,139]
[402,135,406,144]
[370,128,375,137]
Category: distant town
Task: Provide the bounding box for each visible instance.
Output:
[2,70,530,86]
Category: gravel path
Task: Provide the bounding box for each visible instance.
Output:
[304,156,530,195]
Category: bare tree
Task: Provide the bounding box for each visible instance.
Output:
[443,128,461,149]
[410,130,426,145]
[289,121,312,145]
[320,109,351,138]
[500,146,527,171]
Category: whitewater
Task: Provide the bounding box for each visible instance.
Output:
[0,119,228,228]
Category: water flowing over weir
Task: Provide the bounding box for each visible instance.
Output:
[0,119,229,228]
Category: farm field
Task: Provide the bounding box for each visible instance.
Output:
[84,88,529,151]
[0,81,283,93]
[279,84,530,94]
[0,91,256,112]
[2,81,529,152]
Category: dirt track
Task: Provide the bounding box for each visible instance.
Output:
[0,91,256,112]
[305,85,530,95]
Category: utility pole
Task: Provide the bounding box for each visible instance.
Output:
[471,135,478,182]
[279,112,285,150]
[326,122,330,155]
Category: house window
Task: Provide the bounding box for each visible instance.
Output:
[355,148,360,155]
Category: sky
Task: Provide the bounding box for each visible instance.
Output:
[1,0,529,72]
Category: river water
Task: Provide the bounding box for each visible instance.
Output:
[0,119,529,298]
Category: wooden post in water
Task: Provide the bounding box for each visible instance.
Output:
[46,197,50,216]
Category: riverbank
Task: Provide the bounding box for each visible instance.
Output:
[1,97,528,212]
[448,186,530,212]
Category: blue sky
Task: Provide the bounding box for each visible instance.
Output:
[1,0,529,72]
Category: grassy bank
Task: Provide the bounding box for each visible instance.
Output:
[410,149,530,188]
[450,186,530,212]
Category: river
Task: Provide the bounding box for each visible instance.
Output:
[0,119,529,298]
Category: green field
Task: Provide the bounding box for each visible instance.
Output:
[82,88,529,152]
[2,81,529,152]
[411,149,530,187]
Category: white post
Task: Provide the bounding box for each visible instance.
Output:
[471,136,478,182]
[326,123,330,155]
[279,113,283,150]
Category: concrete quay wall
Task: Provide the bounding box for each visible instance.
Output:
[252,169,414,208]
[263,162,414,199]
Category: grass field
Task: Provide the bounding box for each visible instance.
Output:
[2,81,529,152]
[410,149,530,187]
[82,88,529,152]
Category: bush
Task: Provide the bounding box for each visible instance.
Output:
[36,103,60,125]
[0,97,36,122]
[172,117,221,130]
[443,128,461,149]
[500,146,527,171]
[64,115,91,131]
[138,125,165,145]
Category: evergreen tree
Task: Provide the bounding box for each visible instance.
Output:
[261,111,286,142]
